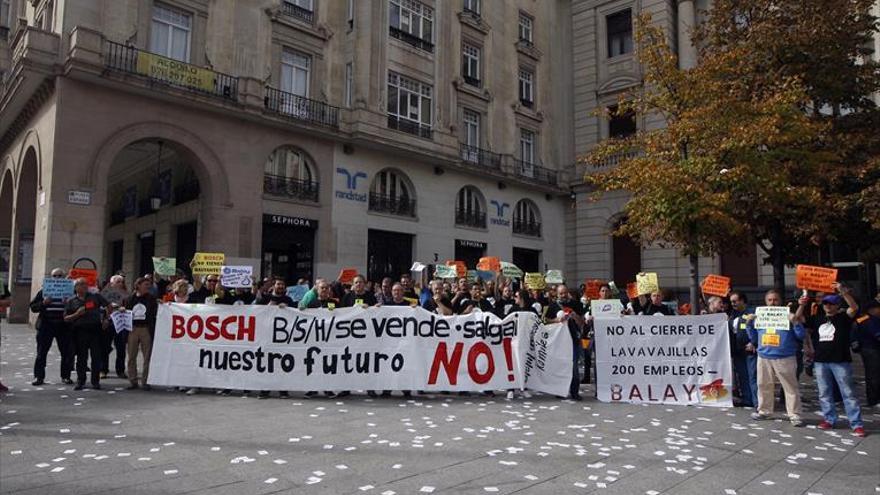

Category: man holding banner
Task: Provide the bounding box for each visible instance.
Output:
[747,290,806,426]
[545,284,586,401]
[29,268,75,385]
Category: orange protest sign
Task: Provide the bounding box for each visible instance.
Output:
[338,268,358,285]
[796,264,837,293]
[68,268,98,288]
[476,256,501,273]
[445,260,467,278]
[701,274,731,297]
[626,282,639,300]
[584,279,603,300]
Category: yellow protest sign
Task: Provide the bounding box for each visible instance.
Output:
[191,252,225,276]
[524,273,546,290]
[636,272,659,295]
[136,52,215,92]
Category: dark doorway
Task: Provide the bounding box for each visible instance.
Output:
[513,247,541,273]
[261,214,317,284]
[175,222,198,279]
[612,233,641,286]
[455,239,486,269]
[110,240,124,276]
[368,229,413,282]
[720,243,758,287]
[137,231,155,278]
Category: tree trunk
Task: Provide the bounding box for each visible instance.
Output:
[771,224,786,295]
[689,252,699,315]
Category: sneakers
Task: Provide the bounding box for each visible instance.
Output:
[789,417,804,427]
[258,391,270,399]
[92,383,101,390]
[852,427,866,438]
[31,379,44,386]
[817,421,834,430]
[506,391,515,400]
[279,391,289,398]
[185,388,198,395]
[750,412,771,421]
[304,391,318,398]
[61,378,74,385]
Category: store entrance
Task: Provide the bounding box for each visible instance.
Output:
[261,214,317,284]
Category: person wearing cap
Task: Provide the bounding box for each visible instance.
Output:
[853,299,880,408]
[797,283,865,437]
[29,268,75,385]
[747,289,806,426]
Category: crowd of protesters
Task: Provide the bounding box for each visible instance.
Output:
[2,265,878,436]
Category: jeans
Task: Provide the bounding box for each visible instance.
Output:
[733,354,758,407]
[33,321,74,381]
[814,362,863,429]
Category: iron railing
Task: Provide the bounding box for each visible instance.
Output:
[460,144,502,170]
[369,192,416,217]
[513,219,541,237]
[263,174,319,202]
[513,159,558,186]
[264,87,339,128]
[389,26,434,52]
[174,180,200,205]
[281,1,314,24]
[387,115,432,139]
[455,209,487,228]
[104,40,238,101]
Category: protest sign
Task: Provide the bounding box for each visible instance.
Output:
[477,256,501,273]
[795,264,837,293]
[338,268,358,285]
[754,306,791,331]
[148,305,572,395]
[525,273,546,290]
[545,270,564,284]
[466,270,478,283]
[594,313,733,407]
[475,270,496,281]
[287,284,310,302]
[42,277,74,299]
[584,279,603,299]
[626,282,639,300]
[500,262,523,278]
[410,262,427,273]
[590,299,624,318]
[435,265,457,279]
[192,253,225,276]
[220,266,253,288]
[69,268,98,288]
[701,274,730,297]
[152,257,177,277]
[110,310,133,333]
[446,260,467,278]
[636,272,659,295]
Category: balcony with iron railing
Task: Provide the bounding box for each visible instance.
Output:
[513,219,542,237]
[589,149,641,172]
[369,192,417,217]
[173,180,200,205]
[103,40,238,101]
[387,115,432,139]
[455,209,487,229]
[513,159,558,186]
[264,87,339,128]
[460,144,501,170]
[263,174,319,202]
[389,26,434,53]
[281,1,314,24]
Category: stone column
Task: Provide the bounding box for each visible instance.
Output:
[677,0,698,70]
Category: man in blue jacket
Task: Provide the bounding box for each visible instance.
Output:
[747,289,806,426]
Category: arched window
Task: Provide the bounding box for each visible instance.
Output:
[455,186,486,228]
[369,168,416,217]
[512,199,541,237]
[263,146,318,202]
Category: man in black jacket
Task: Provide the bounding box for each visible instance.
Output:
[64,278,109,390]
[29,268,75,385]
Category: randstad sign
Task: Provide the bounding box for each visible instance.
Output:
[335,167,367,202]
[489,200,510,226]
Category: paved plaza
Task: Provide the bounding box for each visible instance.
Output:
[0,323,878,495]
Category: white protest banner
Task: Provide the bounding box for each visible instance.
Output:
[754,306,791,330]
[545,270,564,284]
[110,310,133,333]
[42,277,74,299]
[220,266,253,288]
[435,265,457,279]
[590,299,624,318]
[148,305,572,395]
[594,314,733,407]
